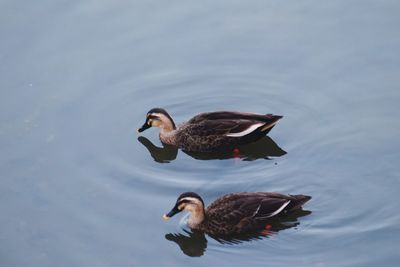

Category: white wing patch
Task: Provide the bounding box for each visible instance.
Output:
[225,123,264,137]
[256,200,291,219]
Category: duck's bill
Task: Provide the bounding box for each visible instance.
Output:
[163,206,181,220]
[137,122,151,133]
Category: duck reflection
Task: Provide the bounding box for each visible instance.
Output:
[165,209,311,257]
[165,230,208,257]
[137,136,178,163]
[138,136,286,163]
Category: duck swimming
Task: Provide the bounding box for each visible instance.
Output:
[137,108,282,152]
[163,192,311,236]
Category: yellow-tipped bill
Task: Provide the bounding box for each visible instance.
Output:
[162,214,170,221]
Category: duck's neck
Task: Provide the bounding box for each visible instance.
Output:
[161,120,175,133]
[159,118,177,145]
[158,112,176,132]
[187,207,206,229]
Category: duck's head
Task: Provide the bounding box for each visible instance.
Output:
[137,108,176,133]
[163,192,205,221]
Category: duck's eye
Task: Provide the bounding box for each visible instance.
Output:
[148,115,160,121]
[177,199,191,210]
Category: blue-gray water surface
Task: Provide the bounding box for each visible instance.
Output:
[1,1,400,266]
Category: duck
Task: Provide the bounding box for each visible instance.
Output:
[163,192,311,236]
[137,108,283,152]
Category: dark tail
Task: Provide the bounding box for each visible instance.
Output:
[289,194,312,210]
[259,115,283,134]
[237,114,283,144]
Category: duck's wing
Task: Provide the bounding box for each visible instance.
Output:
[204,194,262,233]
[187,111,282,137]
[247,192,311,219]
[206,193,297,223]
[188,111,282,124]
[186,119,261,137]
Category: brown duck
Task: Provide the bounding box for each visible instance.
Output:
[163,192,311,236]
[137,108,282,152]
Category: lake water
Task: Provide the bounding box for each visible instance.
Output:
[1,1,400,266]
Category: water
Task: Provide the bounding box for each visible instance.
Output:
[1,1,400,266]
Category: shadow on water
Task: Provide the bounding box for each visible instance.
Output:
[138,136,286,163]
[165,230,208,257]
[165,209,311,257]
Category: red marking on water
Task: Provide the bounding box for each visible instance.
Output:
[233,148,240,155]
[264,224,272,230]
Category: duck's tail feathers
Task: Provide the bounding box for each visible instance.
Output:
[259,115,283,134]
[288,194,312,210]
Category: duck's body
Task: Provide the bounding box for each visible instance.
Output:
[163,192,311,236]
[138,108,282,152]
